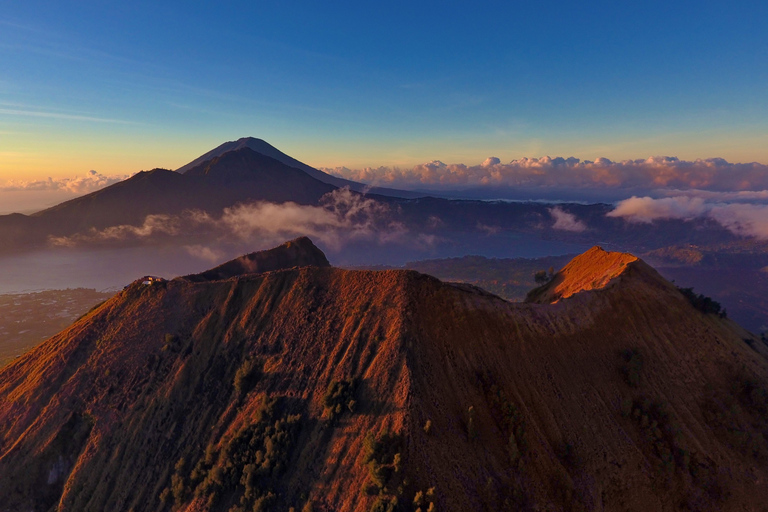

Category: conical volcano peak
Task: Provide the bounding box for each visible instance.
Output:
[174,137,422,197]
[526,246,654,303]
[176,137,317,177]
[183,236,330,282]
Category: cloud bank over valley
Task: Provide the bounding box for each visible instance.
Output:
[325,156,768,200]
[6,155,768,242]
[48,189,414,256]
[1,170,130,194]
[0,170,132,214]
[609,196,768,240]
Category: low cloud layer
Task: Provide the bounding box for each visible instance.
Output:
[323,156,768,194]
[608,196,768,239]
[0,171,134,214]
[549,206,587,232]
[1,170,129,194]
[50,188,409,251]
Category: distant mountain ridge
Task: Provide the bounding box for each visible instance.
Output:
[1,240,767,511]
[0,147,339,249]
[0,137,762,337]
[0,138,426,254]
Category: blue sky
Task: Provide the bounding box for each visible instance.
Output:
[0,0,766,179]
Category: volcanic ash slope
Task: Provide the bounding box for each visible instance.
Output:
[1,239,767,512]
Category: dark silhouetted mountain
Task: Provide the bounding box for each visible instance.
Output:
[176,136,424,198]
[2,240,767,511]
[32,168,194,232]
[0,148,338,250]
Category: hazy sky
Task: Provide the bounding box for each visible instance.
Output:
[1,0,767,182]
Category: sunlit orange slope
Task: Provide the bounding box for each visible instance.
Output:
[1,240,767,512]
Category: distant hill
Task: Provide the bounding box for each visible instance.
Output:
[184,236,330,282]
[2,239,767,511]
[0,147,339,252]
[33,147,337,231]
[525,246,642,303]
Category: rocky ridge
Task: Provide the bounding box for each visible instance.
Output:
[0,240,766,511]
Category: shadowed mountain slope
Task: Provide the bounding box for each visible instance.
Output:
[181,146,337,205]
[176,137,423,198]
[177,137,340,184]
[31,168,195,232]
[14,148,337,240]
[2,244,767,512]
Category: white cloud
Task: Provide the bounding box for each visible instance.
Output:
[48,188,408,250]
[708,203,768,239]
[608,195,768,240]
[655,189,768,203]
[477,223,500,235]
[49,213,181,246]
[183,244,225,263]
[322,156,768,193]
[549,206,587,232]
[607,196,708,223]
[1,170,130,194]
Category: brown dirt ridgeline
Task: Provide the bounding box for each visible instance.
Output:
[525,246,640,304]
[0,240,766,512]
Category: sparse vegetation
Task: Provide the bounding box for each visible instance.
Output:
[413,490,424,508]
[677,287,726,317]
[233,357,262,396]
[534,266,556,285]
[554,441,580,470]
[363,430,402,486]
[370,496,398,512]
[735,377,768,417]
[626,397,685,473]
[413,487,437,512]
[323,378,358,421]
[704,375,768,460]
[162,333,181,353]
[361,430,409,508]
[164,395,302,511]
